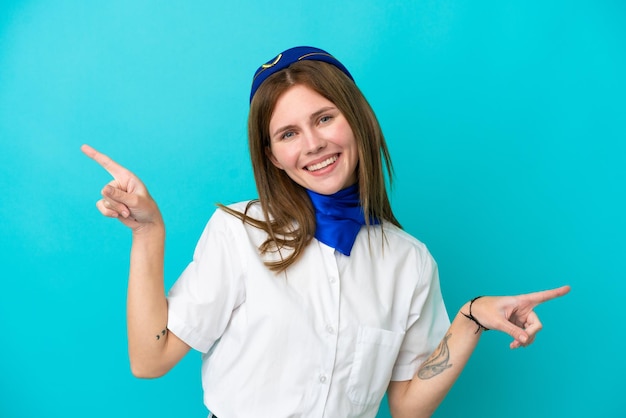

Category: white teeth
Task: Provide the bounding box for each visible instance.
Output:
[306,155,338,171]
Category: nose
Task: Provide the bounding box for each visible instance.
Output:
[303,129,327,154]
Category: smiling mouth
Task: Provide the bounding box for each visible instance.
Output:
[305,155,338,172]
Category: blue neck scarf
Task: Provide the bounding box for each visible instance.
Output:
[306,184,380,256]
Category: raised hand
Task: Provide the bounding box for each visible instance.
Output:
[468,285,571,349]
[81,144,163,232]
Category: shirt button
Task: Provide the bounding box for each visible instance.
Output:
[326,325,335,334]
[319,374,327,383]
[329,277,337,284]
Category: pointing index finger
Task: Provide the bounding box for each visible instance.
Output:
[523,285,571,306]
[81,144,127,179]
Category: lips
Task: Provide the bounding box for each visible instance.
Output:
[305,154,339,172]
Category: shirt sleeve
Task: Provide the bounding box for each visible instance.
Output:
[390,249,450,381]
[167,209,247,354]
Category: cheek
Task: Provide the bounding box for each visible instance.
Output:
[268,144,298,170]
[337,122,357,148]
[341,133,358,155]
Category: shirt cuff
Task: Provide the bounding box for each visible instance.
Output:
[167,309,214,354]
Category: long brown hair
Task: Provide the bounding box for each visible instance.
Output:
[220,60,400,272]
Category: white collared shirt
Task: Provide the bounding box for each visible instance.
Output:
[167,202,449,418]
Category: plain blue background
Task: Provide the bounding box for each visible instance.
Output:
[1,1,624,417]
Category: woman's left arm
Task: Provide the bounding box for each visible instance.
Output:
[387,285,571,418]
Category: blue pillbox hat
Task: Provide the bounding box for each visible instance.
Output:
[249,46,354,103]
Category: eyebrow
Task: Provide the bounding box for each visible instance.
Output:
[271,106,338,138]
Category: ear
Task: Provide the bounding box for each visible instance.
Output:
[265,146,284,170]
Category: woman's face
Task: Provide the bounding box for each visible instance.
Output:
[267,84,358,195]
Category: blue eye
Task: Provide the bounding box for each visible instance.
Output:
[320,115,332,123]
[281,131,295,140]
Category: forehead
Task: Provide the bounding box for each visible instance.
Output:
[270,85,335,124]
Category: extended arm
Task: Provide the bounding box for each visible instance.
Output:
[387,286,570,418]
[82,144,190,378]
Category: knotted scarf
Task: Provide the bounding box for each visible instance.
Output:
[306,184,379,256]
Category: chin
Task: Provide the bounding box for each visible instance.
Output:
[307,183,349,195]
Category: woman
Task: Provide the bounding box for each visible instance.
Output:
[82,46,569,418]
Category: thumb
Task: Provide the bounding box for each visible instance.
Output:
[103,184,134,204]
[102,184,133,218]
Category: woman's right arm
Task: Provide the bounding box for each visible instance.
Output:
[82,144,190,378]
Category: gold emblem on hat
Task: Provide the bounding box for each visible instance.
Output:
[261,53,282,69]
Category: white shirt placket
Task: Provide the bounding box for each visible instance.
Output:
[312,243,342,417]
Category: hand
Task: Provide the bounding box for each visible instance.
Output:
[81,144,163,233]
[467,285,571,349]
